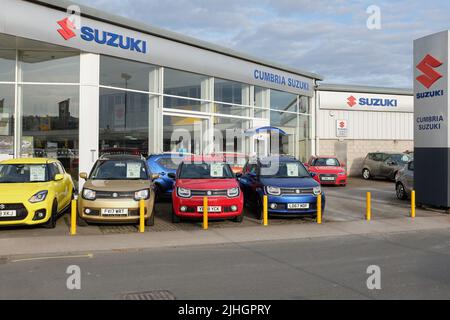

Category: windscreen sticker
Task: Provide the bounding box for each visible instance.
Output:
[401,155,410,162]
[210,163,224,178]
[30,165,46,182]
[326,159,336,166]
[127,163,142,179]
[286,163,299,177]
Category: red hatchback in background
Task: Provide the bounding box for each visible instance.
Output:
[305,156,347,186]
[170,156,244,223]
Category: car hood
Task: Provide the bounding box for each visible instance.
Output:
[0,182,54,202]
[177,179,238,190]
[83,180,151,192]
[259,177,320,188]
[309,166,345,174]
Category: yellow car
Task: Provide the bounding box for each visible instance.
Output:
[0,158,75,228]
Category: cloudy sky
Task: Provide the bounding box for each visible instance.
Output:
[75,0,450,88]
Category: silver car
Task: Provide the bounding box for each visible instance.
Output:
[362,152,413,180]
[395,161,414,200]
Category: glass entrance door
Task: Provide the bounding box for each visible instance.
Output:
[163,114,209,155]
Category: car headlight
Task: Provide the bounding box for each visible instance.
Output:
[227,187,240,198]
[29,190,48,203]
[266,186,281,196]
[313,186,322,195]
[82,189,96,200]
[177,187,191,198]
[134,189,150,201]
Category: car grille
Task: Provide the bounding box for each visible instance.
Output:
[95,191,135,199]
[280,188,314,195]
[191,190,228,197]
[0,204,28,221]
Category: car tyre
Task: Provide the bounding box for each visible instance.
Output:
[254,196,263,220]
[145,214,155,226]
[172,206,181,223]
[362,169,371,180]
[43,200,58,229]
[233,213,244,223]
[396,183,408,200]
[76,214,88,227]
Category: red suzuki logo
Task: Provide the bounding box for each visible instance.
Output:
[339,121,346,128]
[416,54,443,89]
[347,96,357,107]
[57,18,76,40]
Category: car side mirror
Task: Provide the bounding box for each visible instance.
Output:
[310,172,317,178]
[151,174,160,180]
[54,174,64,181]
[168,173,176,180]
[236,172,243,178]
[79,172,88,180]
[389,161,397,166]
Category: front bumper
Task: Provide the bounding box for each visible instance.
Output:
[0,201,53,226]
[173,196,243,219]
[314,175,347,185]
[266,194,326,215]
[78,197,154,223]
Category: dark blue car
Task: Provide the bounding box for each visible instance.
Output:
[147,154,185,201]
[239,156,325,219]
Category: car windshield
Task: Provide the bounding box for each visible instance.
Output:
[179,162,234,179]
[90,160,148,180]
[156,157,180,171]
[0,164,50,183]
[260,161,310,178]
[390,154,412,164]
[313,158,340,166]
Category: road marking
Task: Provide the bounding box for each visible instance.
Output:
[10,253,94,263]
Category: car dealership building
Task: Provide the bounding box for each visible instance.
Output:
[0,0,414,186]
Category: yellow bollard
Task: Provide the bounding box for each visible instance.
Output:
[203,197,208,230]
[263,195,268,226]
[317,194,322,224]
[70,198,77,236]
[366,192,372,221]
[139,199,145,233]
[411,190,416,219]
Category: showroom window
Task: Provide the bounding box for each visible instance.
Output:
[214,78,246,105]
[19,51,80,83]
[20,84,80,178]
[99,88,150,157]
[100,55,157,92]
[270,89,297,113]
[0,50,16,82]
[213,116,248,154]
[0,85,15,157]
[164,68,206,99]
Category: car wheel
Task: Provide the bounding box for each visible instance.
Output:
[145,214,155,226]
[154,184,163,202]
[362,169,371,180]
[43,200,57,229]
[255,196,263,220]
[396,183,408,200]
[172,206,181,223]
[233,213,244,223]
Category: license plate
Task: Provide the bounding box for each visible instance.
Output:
[321,177,335,181]
[197,206,222,213]
[0,210,16,217]
[287,203,310,210]
[101,209,128,216]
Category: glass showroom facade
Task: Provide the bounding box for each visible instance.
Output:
[0,32,314,185]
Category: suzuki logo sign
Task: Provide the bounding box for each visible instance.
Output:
[57,18,76,40]
[416,54,443,89]
[347,96,357,107]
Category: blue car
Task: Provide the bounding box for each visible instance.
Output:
[147,154,185,201]
[239,156,325,219]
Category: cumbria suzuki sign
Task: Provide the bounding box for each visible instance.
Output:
[56,17,148,54]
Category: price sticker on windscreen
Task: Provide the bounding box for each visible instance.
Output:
[210,163,224,177]
[127,163,142,179]
[30,165,46,182]
[286,163,299,177]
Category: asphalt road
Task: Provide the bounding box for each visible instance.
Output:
[2,227,450,300]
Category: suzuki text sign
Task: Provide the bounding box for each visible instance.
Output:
[414,30,450,207]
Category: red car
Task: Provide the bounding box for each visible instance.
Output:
[305,156,347,186]
[170,156,244,223]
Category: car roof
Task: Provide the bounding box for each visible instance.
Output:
[0,158,57,165]
[182,155,228,163]
[148,153,186,159]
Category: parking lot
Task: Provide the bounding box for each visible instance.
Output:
[0,177,441,239]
